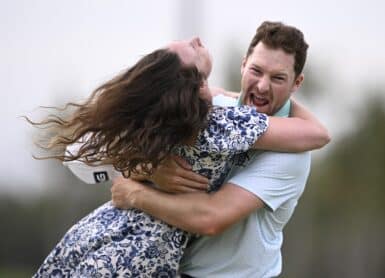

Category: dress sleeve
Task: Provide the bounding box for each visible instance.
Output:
[198,106,268,154]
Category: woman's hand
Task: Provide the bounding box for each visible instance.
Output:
[149,156,209,193]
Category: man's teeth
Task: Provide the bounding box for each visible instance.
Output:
[253,95,265,101]
[251,95,268,105]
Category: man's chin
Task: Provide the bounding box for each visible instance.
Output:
[253,104,271,114]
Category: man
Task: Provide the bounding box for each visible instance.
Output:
[111,21,329,277]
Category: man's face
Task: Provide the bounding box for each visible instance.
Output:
[240,42,304,115]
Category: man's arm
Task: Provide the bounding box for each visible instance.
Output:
[111,177,263,235]
[112,152,310,235]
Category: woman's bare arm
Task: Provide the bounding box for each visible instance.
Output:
[254,99,330,152]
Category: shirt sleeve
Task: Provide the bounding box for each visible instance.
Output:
[228,151,311,211]
[212,94,239,107]
[199,106,268,154]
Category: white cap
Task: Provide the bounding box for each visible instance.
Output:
[63,137,122,184]
[63,160,122,184]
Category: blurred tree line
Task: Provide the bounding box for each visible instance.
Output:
[282,96,385,278]
[0,172,111,277]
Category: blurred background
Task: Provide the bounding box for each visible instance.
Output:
[1,0,384,277]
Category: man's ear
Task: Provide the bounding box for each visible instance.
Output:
[291,73,304,93]
[241,56,247,75]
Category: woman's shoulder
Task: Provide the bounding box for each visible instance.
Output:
[209,105,267,124]
[195,105,268,153]
[211,105,261,114]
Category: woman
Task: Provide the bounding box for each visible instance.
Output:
[33,37,328,277]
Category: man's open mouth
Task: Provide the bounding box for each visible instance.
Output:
[251,94,269,107]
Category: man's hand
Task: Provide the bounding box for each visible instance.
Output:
[150,156,209,193]
[111,177,144,209]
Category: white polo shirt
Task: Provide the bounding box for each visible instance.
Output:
[180,96,311,277]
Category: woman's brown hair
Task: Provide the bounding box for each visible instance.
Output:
[29,49,209,176]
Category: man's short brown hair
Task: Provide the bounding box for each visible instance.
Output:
[246,21,309,77]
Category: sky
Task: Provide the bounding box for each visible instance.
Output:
[1,0,385,195]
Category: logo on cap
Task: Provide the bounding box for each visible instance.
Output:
[93,171,109,183]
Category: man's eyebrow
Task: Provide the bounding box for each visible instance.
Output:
[274,72,288,77]
[250,65,289,76]
[269,68,290,76]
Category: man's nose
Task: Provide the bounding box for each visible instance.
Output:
[257,76,270,94]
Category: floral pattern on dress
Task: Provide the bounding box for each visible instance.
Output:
[33,105,268,278]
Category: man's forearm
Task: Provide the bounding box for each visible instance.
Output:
[132,185,218,235]
[112,178,263,235]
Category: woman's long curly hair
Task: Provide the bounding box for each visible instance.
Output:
[30,49,210,176]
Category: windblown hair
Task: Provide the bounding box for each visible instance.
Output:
[30,49,209,176]
[246,21,309,77]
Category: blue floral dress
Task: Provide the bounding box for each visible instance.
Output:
[33,105,268,278]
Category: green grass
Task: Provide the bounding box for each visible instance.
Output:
[0,267,34,278]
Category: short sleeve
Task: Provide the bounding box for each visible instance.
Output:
[228,151,311,211]
[197,106,268,154]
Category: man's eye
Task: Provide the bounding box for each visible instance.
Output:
[273,76,285,81]
[251,68,261,74]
